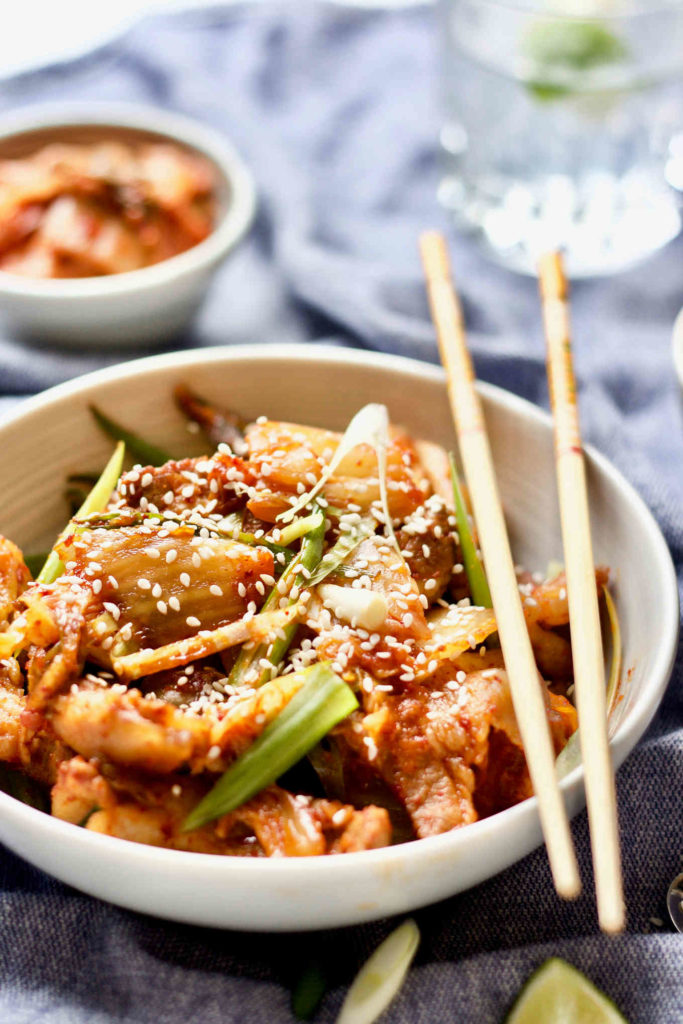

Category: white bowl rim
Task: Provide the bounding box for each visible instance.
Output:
[0,102,256,298]
[672,307,683,391]
[0,343,677,884]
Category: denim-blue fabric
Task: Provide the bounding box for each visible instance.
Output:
[0,4,681,1021]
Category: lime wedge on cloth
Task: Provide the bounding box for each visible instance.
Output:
[506,959,629,1024]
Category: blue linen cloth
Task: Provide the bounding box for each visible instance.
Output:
[0,4,681,1021]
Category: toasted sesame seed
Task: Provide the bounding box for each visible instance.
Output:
[186,616,201,628]
[210,584,223,597]
[180,573,191,587]
[168,596,181,612]
[137,578,151,591]
[157,600,168,615]
[166,549,178,564]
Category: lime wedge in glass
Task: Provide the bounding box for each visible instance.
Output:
[506,958,629,1024]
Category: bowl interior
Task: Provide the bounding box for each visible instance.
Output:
[1,346,674,755]
[0,345,676,930]
[0,120,231,234]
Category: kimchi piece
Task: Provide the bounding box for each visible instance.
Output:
[0,140,215,278]
[0,396,610,859]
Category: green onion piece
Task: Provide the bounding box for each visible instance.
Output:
[307,518,377,586]
[229,507,325,687]
[183,662,358,831]
[24,552,49,578]
[278,510,325,547]
[38,442,125,584]
[603,587,621,716]
[256,510,325,683]
[90,405,173,466]
[556,585,621,779]
[449,453,492,608]
[336,920,420,1024]
[291,960,327,1021]
[0,763,49,813]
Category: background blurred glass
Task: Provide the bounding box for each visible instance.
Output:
[438,0,683,276]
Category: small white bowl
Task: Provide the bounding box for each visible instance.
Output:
[0,345,677,931]
[0,103,256,347]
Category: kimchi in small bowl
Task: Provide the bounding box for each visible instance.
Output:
[0,103,255,347]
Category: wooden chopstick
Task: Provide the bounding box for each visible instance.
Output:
[419,232,580,901]
[538,252,624,933]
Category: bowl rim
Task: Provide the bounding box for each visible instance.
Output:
[672,307,683,391]
[0,342,678,882]
[0,101,256,298]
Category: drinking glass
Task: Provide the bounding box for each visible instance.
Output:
[438,0,683,276]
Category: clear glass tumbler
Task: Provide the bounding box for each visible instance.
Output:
[438,0,683,276]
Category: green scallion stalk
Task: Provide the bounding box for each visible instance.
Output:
[90,405,173,466]
[278,510,325,547]
[306,518,376,586]
[556,586,621,780]
[449,453,492,609]
[228,506,325,687]
[183,662,358,831]
[37,442,125,585]
[291,960,327,1021]
[24,552,50,578]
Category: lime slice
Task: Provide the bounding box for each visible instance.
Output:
[506,958,629,1024]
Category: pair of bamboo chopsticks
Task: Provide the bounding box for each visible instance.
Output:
[419,232,624,933]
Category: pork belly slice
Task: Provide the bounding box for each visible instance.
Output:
[52,758,391,856]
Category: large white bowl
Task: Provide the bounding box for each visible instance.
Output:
[0,104,256,347]
[0,345,677,931]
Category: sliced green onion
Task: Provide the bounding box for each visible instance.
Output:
[24,552,49,578]
[307,518,377,586]
[183,662,358,831]
[229,507,325,687]
[257,511,325,682]
[38,442,125,585]
[556,586,621,779]
[90,405,173,466]
[278,510,325,547]
[0,763,49,813]
[291,960,327,1021]
[336,920,420,1024]
[449,453,492,608]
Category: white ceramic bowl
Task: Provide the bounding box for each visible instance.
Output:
[0,345,677,931]
[673,307,683,394]
[0,104,256,347]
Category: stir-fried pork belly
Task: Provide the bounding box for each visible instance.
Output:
[115,452,252,518]
[0,402,600,858]
[395,496,458,604]
[53,757,390,856]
